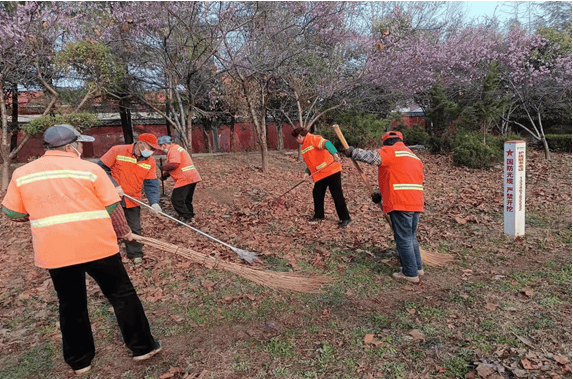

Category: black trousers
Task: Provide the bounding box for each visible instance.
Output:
[171,182,197,220]
[48,253,156,370]
[123,206,143,259]
[312,171,350,221]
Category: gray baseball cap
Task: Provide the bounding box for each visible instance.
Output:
[43,124,95,148]
[157,135,173,145]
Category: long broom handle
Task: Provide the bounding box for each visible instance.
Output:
[331,124,392,227]
[275,161,336,200]
[123,194,237,251]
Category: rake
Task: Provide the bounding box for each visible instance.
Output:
[331,124,453,267]
[124,194,258,264]
[133,235,334,293]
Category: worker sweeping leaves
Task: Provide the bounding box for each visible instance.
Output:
[1,125,161,375]
[291,127,352,228]
[344,131,425,283]
[97,133,163,264]
[157,135,202,224]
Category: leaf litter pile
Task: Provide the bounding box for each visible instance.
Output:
[0,149,571,379]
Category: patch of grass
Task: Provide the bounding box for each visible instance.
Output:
[537,293,562,308]
[267,337,295,358]
[0,343,56,378]
[442,348,474,378]
[231,361,251,372]
[264,256,292,272]
[419,307,446,320]
[378,361,406,378]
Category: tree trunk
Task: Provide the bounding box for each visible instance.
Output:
[277,122,284,151]
[541,137,550,160]
[202,126,213,154]
[211,128,220,152]
[119,96,134,143]
[10,88,18,152]
[185,104,193,153]
[230,121,235,153]
[1,80,12,191]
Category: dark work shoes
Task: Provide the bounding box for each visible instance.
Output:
[133,341,162,361]
[338,219,353,228]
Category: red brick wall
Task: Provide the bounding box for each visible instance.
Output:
[14,122,299,162]
[390,116,426,128]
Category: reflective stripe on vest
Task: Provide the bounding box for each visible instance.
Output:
[316,162,327,170]
[395,151,421,160]
[116,155,137,163]
[181,165,195,172]
[138,163,151,170]
[177,147,184,152]
[302,146,314,154]
[16,170,97,187]
[318,138,326,149]
[393,184,424,190]
[30,210,110,228]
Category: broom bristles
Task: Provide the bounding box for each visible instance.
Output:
[137,236,334,293]
[421,249,453,267]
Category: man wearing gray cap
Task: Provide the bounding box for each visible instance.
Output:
[1,124,162,375]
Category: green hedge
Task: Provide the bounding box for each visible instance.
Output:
[545,134,572,152]
[23,113,99,136]
[394,124,430,145]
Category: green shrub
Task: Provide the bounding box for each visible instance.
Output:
[394,124,430,145]
[23,113,99,136]
[545,134,572,152]
[485,132,523,160]
[452,131,497,169]
[429,135,454,153]
[319,111,390,149]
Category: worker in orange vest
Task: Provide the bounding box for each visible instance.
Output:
[97,133,162,264]
[157,136,202,224]
[1,125,162,375]
[344,131,424,283]
[291,127,352,228]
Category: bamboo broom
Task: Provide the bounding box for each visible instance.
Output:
[133,235,334,293]
[331,124,453,267]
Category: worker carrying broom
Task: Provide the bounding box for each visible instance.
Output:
[291,127,352,228]
[344,131,424,283]
[157,135,202,224]
[97,133,163,264]
[1,125,162,375]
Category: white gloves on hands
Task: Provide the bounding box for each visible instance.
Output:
[151,203,162,215]
[116,186,125,197]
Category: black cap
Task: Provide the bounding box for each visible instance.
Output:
[43,124,95,148]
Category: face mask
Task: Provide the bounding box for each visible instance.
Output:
[141,149,153,158]
[162,148,168,153]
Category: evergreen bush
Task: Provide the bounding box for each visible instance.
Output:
[394,124,430,145]
[545,134,572,152]
[452,131,497,169]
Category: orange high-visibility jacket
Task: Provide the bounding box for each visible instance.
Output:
[377,142,424,214]
[301,133,341,182]
[1,151,121,269]
[99,145,157,208]
[166,144,201,188]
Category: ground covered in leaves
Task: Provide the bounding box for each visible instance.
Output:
[0,149,571,379]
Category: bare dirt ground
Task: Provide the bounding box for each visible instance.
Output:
[0,149,571,379]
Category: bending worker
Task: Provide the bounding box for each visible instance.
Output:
[97,133,162,264]
[344,131,424,283]
[1,125,161,375]
[157,135,202,224]
[291,127,352,228]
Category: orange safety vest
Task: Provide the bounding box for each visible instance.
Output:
[166,144,202,188]
[99,144,157,208]
[377,142,424,213]
[1,151,121,269]
[301,133,341,182]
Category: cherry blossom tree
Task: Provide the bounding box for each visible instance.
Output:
[0,2,77,189]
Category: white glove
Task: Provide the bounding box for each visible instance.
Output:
[116,186,125,197]
[151,203,162,215]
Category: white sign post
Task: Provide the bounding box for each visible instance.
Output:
[504,141,526,236]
